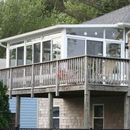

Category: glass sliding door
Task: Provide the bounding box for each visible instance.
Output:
[42,41,51,62]
[10,49,16,67]
[34,43,40,63]
[26,45,32,64]
[67,38,85,57]
[17,47,24,66]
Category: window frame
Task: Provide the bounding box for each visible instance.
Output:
[92,104,104,129]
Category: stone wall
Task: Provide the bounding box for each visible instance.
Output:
[37,95,124,129]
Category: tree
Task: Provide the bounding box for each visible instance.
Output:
[0,81,11,129]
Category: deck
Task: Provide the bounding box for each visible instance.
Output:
[0,55,129,97]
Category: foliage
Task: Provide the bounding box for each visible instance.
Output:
[0,0,130,38]
[0,81,11,129]
[0,0,129,57]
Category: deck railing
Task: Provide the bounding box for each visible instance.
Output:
[0,55,129,95]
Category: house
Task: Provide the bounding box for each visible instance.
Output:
[0,5,130,129]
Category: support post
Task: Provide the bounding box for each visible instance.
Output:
[48,92,53,129]
[124,60,130,128]
[56,61,59,96]
[9,68,12,99]
[84,56,90,129]
[15,95,21,129]
[31,64,34,97]
[124,93,130,128]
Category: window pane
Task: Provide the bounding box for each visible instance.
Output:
[94,105,103,117]
[26,45,32,64]
[106,43,121,58]
[10,49,16,67]
[43,41,51,62]
[34,43,40,63]
[67,38,85,57]
[66,28,104,38]
[87,40,103,56]
[53,107,59,117]
[94,119,103,129]
[17,47,24,66]
[105,28,123,40]
[53,119,59,128]
[52,38,61,60]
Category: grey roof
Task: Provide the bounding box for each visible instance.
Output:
[84,5,130,24]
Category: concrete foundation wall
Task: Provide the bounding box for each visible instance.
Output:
[37,95,124,129]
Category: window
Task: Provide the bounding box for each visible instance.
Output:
[34,43,40,63]
[26,45,32,64]
[52,38,61,60]
[106,43,121,58]
[53,107,59,128]
[105,28,123,40]
[67,38,85,57]
[87,40,103,56]
[42,41,51,62]
[17,47,24,66]
[10,49,16,67]
[66,28,104,38]
[93,104,104,129]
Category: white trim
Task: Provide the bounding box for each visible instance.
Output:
[92,104,104,129]
[125,30,130,58]
[0,24,122,43]
[61,29,67,59]
[0,43,6,48]
[6,44,10,68]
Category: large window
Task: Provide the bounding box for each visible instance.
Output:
[53,107,59,128]
[42,41,51,62]
[10,49,16,67]
[34,43,40,63]
[17,47,24,66]
[26,45,32,64]
[87,40,103,56]
[93,104,104,129]
[67,38,85,57]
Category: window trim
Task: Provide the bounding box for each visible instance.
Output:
[92,104,104,129]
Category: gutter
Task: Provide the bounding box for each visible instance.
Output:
[117,23,130,28]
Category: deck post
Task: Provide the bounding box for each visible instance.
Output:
[124,93,130,128]
[84,56,90,129]
[48,92,53,129]
[124,60,130,128]
[56,60,59,96]
[15,95,21,129]
[9,68,12,99]
[31,64,34,97]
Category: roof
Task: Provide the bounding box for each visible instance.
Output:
[84,5,130,24]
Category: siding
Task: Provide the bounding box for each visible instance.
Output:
[9,97,37,128]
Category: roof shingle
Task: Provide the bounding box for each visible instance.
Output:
[83,5,130,24]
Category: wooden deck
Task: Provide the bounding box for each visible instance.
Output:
[0,55,129,96]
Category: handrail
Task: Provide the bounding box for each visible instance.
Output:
[0,55,129,71]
